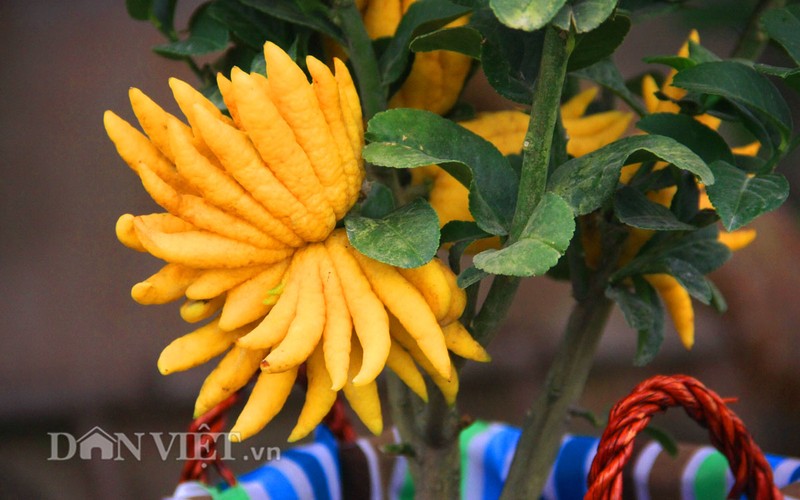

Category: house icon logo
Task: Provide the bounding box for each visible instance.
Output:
[77,426,117,460]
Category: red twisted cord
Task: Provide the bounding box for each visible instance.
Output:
[585,374,782,500]
[179,392,239,487]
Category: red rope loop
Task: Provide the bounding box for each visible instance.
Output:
[179,393,239,487]
[585,374,782,500]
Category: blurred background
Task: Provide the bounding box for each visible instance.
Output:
[1,1,798,498]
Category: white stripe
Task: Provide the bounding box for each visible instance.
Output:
[583,440,599,487]
[464,424,506,500]
[774,459,800,488]
[166,481,211,499]
[499,435,517,481]
[724,466,735,496]
[633,441,662,500]
[542,435,571,500]
[356,438,384,500]
[240,481,271,500]
[304,443,341,500]
[680,447,716,500]
[268,457,316,499]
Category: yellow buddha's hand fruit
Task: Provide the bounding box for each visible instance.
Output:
[360,0,472,115]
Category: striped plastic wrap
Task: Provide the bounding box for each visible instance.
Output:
[164,422,800,500]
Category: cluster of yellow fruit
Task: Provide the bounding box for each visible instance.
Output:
[106,42,488,442]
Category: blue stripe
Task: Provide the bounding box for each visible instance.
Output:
[482,426,521,500]
[767,454,784,470]
[283,448,332,500]
[554,436,596,499]
[239,464,298,500]
[791,466,800,484]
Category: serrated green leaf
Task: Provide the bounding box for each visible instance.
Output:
[705,160,789,231]
[380,0,473,86]
[568,13,630,71]
[410,26,483,59]
[761,4,800,66]
[471,8,544,105]
[153,4,229,57]
[672,61,793,147]
[552,0,618,33]
[490,0,567,31]
[573,58,647,116]
[548,135,713,215]
[345,199,440,268]
[614,186,695,231]
[359,182,396,219]
[473,193,575,276]
[364,109,518,235]
[636,113,734,165]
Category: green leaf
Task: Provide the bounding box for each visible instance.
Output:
[761,4,800,66]
[642,425,679,457]
[642,55,695,72]
[606,278,664,366]
[471,8,544,105]
[614,186,695,231]
[153,4,230,57]
[753,63,800,93]
[440,220,492,243]
[687,40,721,64]
[410,26,483,59]
[567,13,630,71]
[359,182,396,219]
[573,58,647,116]
[473,193,575,277]
[126,0,152,20]
[660,259,711,303]
[614,228,731,297]
[548,135,713,215]
[151,0,178,37]
[489,0,567,31]
[345,199,440,268]
[705,160,789,231]
[457,266,489,288]
[617,0,685,23]
[636,113,735,164]
[241,0,344,45]
[551,0,618,33]
[672,61,793,148]
[207,0,290,51]
[380,0,473,86]
[364,109,518,235]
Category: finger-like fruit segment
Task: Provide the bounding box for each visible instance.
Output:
[288,345,337,442]
[230,367,298,442]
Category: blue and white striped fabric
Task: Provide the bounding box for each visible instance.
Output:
[165,422,800,500]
